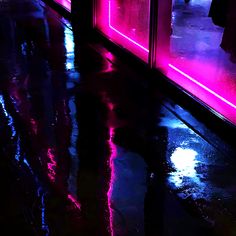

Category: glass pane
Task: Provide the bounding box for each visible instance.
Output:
[95,0,150,62]
[54,0,71,12]
[155,0,236,126]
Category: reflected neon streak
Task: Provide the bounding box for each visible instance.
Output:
[108,1,149,53]
[67,194,81,210]
[169,64,236,110]
[107,127,117,236]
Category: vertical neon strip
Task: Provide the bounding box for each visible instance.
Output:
[108,1,149,53]
[107,127,116,236]
[169,63,236,110]
[47,148,57,182]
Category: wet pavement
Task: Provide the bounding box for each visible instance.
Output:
[1,0,236,235]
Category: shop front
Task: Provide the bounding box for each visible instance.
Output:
[94,0,236,126]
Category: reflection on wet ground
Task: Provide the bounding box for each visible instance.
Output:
[1,0,236,235]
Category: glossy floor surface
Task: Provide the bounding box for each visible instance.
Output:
[1,0,236,235]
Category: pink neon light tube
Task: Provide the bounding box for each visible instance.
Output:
[108,1,149,53]
[168,63,236,124]
[54,0,71,11]
[96,0,150,61]
[169,64,236,110]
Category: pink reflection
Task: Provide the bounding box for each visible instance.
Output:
[101,52,114,73]
[67,194,81,210]
[30,118,38,135]
[47,147,57,182]
[107,127,117,236]
[107,101,114,111]
[54,0,71,12]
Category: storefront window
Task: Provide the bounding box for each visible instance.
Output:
[95,0,151,62]
[156,0,236,125]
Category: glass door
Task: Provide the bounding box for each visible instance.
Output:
[155,0,236,126]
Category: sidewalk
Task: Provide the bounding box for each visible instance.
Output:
[0,0,236,235]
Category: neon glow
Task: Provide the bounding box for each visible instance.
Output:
[95,0,150,61]
[67,194,81,210]
[107,127,116,236]
[54,0,71,12]
[163,0,236,125]
[169,64,236,110]
[47,148,57,182]
[108,1,149,53]
[98,0,236,125]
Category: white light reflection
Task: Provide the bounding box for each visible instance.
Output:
[64,23,80,85]
[169,147,200,187]
[64,24,75,71]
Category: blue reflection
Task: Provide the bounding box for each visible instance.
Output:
[16,141,50,235]
[64,24,75,71]
[38,189,50,236]
[160,117,188,129]
[0,94,49,234]
[0,95,16,137]
[64,23,80,87]
[15,136,21,161]
[67,95,79,198]
[159,107,188,129]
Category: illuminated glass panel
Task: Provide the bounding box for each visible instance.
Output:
[95,0,150,62]
[155,0,236,126]
[54,0,71,12]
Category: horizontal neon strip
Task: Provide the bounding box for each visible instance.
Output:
[169,63,236,110]
[108,1,149,53]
